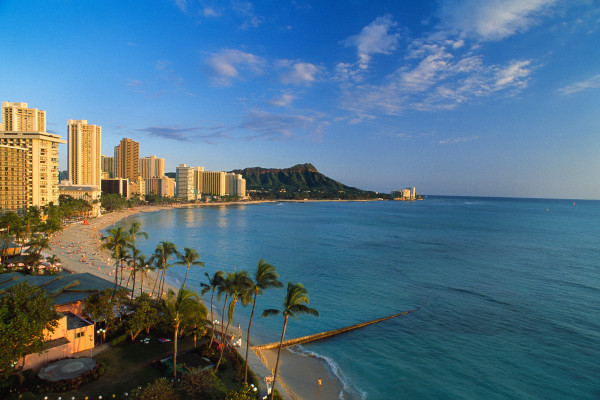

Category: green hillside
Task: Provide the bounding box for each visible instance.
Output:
[231,163,385,200]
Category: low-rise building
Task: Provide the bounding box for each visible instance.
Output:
[58,182,102,217]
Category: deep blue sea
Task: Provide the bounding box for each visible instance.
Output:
[119,197,600,399]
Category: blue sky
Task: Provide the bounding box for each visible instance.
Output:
[2,0,599,199]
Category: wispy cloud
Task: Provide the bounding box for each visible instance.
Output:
[206,49,265,86]
[437,136,480,145]
[278,61,321,85]
[232,1,264,29]
[237,110,318,139]
[438,0,558,41]
[343,14,400,69]
[269,93,296,107]
[557,74,600,95]
[137,126,200,141]
[494,60,532,88]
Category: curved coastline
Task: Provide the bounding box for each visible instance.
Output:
[49,202,357,400]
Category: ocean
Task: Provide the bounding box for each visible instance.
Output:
[117,197,600,399]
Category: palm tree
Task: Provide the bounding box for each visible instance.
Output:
[263,282,319,400]
[127,222,148,297]
[128,221,148,247]
[151,241,178,299]
[126,247,142,298]
[174,247,204,289]
[200,270,225,348]
[149,256,163,299]
[215,269,253,370]
[134,254,151,297]
[244,259,282,382]
[165,287,201,381]
[100,226,131,299]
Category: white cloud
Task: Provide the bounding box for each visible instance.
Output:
[280,62,320,85]
[206,49,265,86]
[270,93,296,107]
[203,7,220,17]
[558,74,600,95]
[438,0,558,41]
[494,60,532,88]
[174,0,188,13]
[343,14,400,68]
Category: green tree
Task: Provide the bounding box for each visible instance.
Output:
[165,287,203,380]
[0,283,61,378]
[200,270,225,348]
[100,226,131,299]
[244,260,282,382]
[0,211,22,263]
[126,295,159,341]
[83,288,129,334]
[216,269,252,370]
[174,247,205,289]
[262,282,319,400]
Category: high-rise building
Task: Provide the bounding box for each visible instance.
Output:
[0,102,66,210]
[176,164,195,201]
[2,102,46,132]
[225,173,246,197]
[101,155,114,178]
[193,167,204,196]
[140,155,165,179]
[68,120,101,186]
[114,138,139,182]
[202,171,226,196]
[0,144,28,211]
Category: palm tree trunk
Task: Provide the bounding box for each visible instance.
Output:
[209,289,216,347]
[111,259,119,300]
[131,271,136,300]
[173,320,179,381]
[151,268,162,299]
[271,316,288,400]
[215,293,229,370]
[182,264,190,289]
[244,292,258,382]
[140,272,144,297]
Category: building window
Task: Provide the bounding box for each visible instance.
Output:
[75,332,85,339]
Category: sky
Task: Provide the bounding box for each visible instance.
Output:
[1,0,599,199]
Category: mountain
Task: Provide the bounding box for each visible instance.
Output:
[232,163,384,200]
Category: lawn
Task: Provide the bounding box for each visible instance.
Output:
[16,332,201,399]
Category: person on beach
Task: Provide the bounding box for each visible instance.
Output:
[318,378,322,389]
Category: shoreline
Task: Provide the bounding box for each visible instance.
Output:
[48,201,355,400]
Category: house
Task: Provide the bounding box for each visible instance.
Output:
[0,271,123,371]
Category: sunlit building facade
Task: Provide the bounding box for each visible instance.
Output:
[68,120,101,186]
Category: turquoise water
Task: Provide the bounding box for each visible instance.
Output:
[120,197,600,399]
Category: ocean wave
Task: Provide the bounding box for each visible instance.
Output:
[289,345,367,400]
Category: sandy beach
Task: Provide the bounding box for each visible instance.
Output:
[48,203,348,400]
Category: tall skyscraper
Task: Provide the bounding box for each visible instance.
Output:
[68,120,101,186]
[114,138,139,182]
[0,102,65,210]
[140,155,165,179]
[0,144,27,211]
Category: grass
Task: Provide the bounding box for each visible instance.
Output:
[12,332,254,400]
[16,331,199,399]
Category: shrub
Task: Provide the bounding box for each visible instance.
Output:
[180,367,227,400]
[131,377,178,400]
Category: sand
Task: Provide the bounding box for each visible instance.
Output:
[48,203,351,400]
